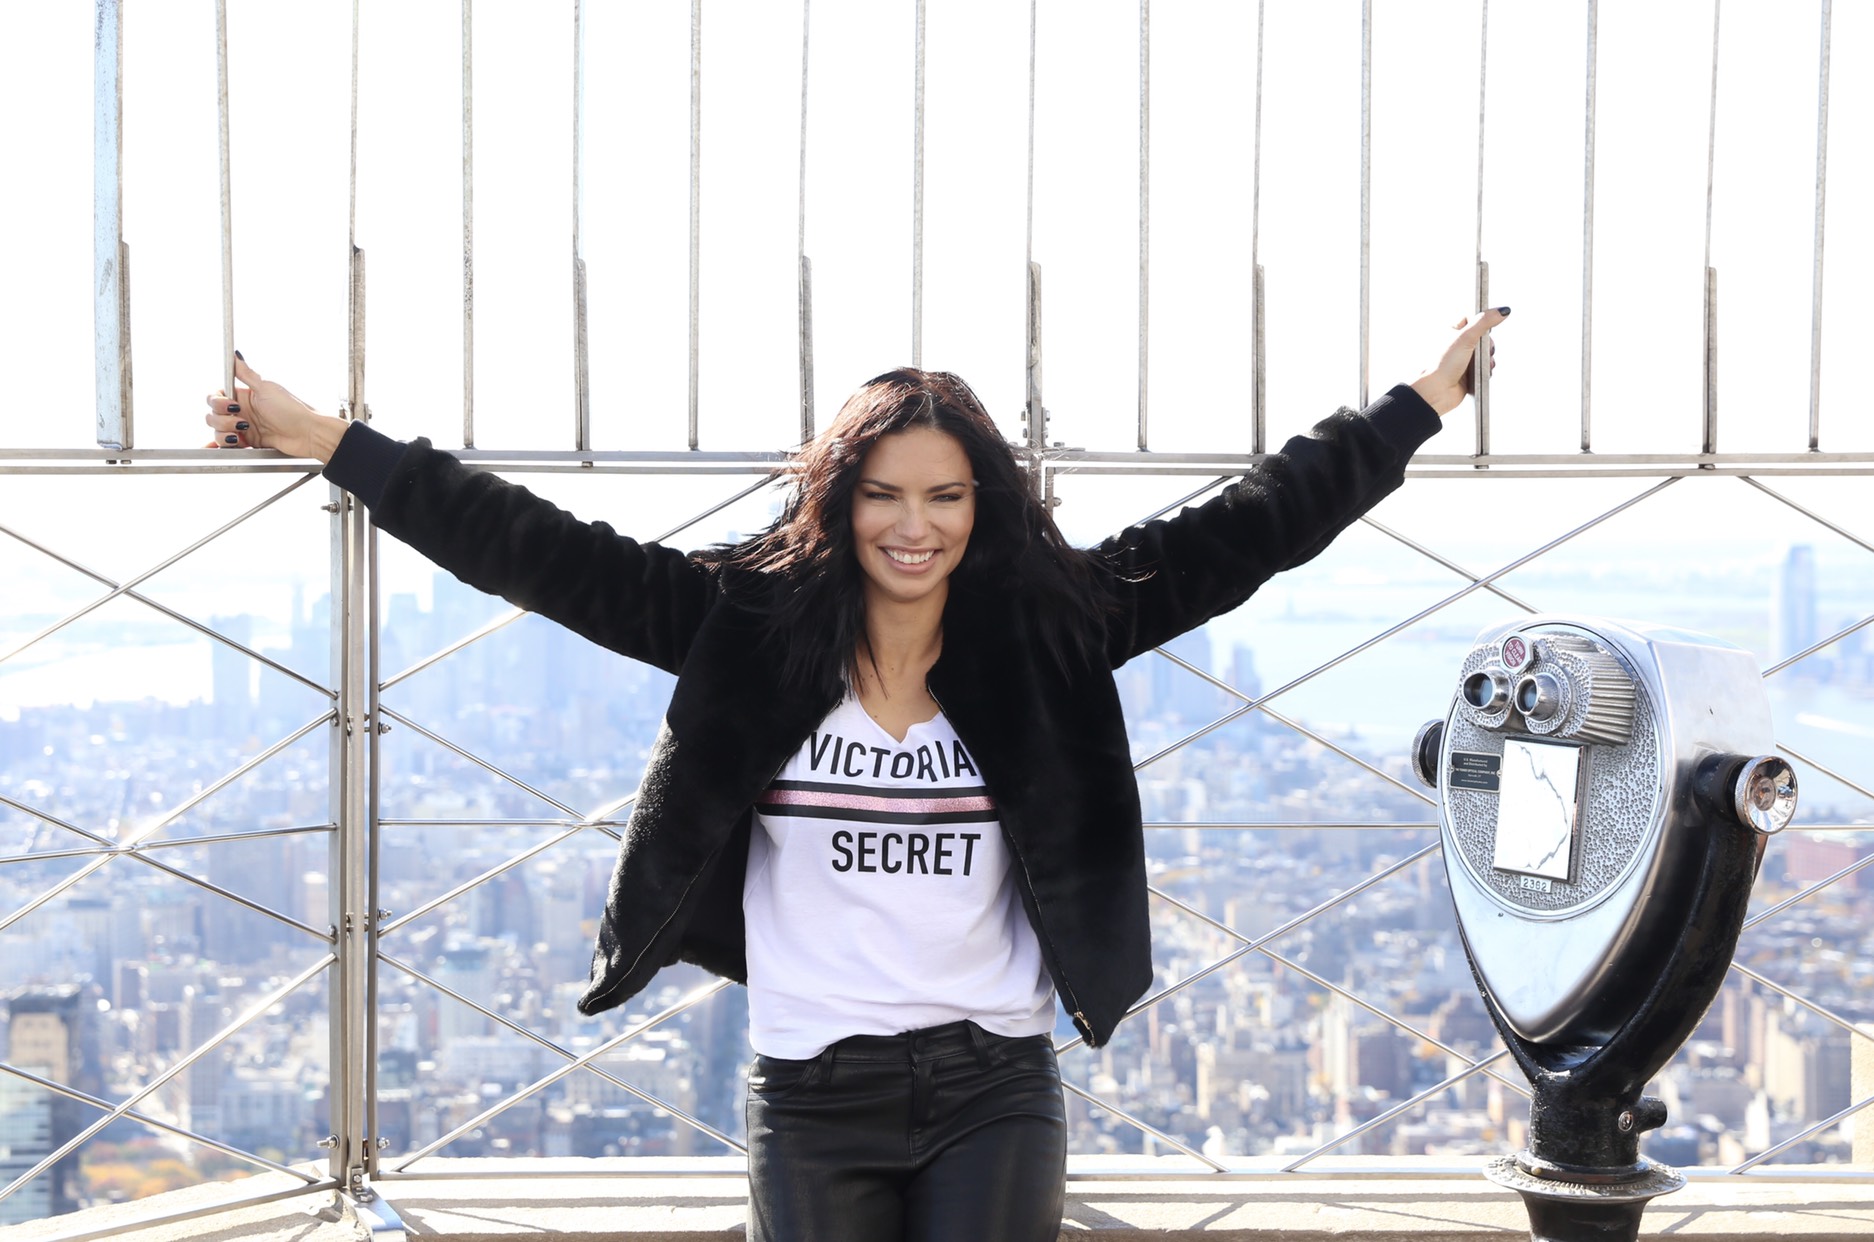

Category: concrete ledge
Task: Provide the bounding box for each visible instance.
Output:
[8,1161,1874,1241]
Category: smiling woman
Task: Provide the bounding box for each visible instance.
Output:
[203,314,1498,1241]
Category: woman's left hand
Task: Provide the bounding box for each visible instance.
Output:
[1410,307,1509,416]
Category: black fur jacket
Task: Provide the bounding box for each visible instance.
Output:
[324,383,1442,1048]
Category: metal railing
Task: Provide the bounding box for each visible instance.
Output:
[4,0,1872,1235]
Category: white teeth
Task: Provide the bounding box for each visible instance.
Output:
[885,549,935,565]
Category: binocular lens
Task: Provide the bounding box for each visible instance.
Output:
[1515,673,1564,722]
[1464,669,1510,713]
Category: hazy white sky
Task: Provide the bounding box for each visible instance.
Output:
[1,0,1871,654]
[3,0,1868,455]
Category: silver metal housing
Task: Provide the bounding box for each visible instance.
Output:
[1434,617,1775,1045]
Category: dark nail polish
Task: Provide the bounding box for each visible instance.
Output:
[236,421,250,431]
[233,348,244,361]
[1496,306,1511,316]
[228,403,241,413]
[224,434,240,444]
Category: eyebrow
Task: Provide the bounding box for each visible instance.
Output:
[857,478,972,493]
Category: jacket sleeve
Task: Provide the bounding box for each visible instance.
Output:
[323,422,719,675]
[1094,383,1442,669]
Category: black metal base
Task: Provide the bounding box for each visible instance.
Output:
[1485,1153,1685,1242]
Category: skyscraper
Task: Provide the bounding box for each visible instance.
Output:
[1771,545,1818,665]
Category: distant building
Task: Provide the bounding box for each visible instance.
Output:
[1771,546,1818,665]
[2,987,102,1223]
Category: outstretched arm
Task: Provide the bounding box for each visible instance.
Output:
[204,357,718,674]
[1098,309,1508,667]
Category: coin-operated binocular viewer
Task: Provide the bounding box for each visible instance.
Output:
[1411,618,1797,1242]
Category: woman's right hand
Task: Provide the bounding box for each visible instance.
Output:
[203,355,349,463]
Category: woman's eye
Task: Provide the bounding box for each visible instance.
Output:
[935,493,964,504]
[865,491,896,502]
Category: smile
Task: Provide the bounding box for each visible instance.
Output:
[884,549,937,565]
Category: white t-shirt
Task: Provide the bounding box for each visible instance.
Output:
[742,695,1057,1058]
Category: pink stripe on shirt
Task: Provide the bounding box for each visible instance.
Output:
[761,787,997,816]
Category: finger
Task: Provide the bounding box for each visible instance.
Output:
[1459,307,1511,343]
[232,352,261,387]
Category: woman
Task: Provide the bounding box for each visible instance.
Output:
[206,307,1505,1240]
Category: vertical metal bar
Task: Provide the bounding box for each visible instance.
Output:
[1358,0,1371,409]
[361,487,384,1186]
[1250,0,1265,455]
[94,0,132,451]
[335,436,373,1197]
[1703,0,1721,459]
[573,0,591,451]
[348,0,360,249]
[216,0,236,405]
[799,256,816,444]
[1704,265,1719,456]
[1472,0,1489,456]
[1024,1,1042,455]
[344,0,381,1187]
[1473,261,1490,455]
[911,0,926,369]
[1026,262,1044,453]
[462,0,475,447]
[1808,0,1832,452]
[797,0,814,442]
[688,0,702,451]
[1136,0,1150,451]
[1580,0,1598,451]
[347,0,365,424]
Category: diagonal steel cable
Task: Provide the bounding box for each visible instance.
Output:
[0,953,336,1207]
[1147,882,1530,1099]
[392,976,733,1169]
[1743,851,1874,931]
[0,519,333,699]
[1055,843,1442,1056]
[1762,610,1874,679]
[1730,961,1870,1042]
[1127,478,1680,771]
[1742,475,1874,557]
[0,823,332,867]
[1774,742,1874,804]
[1141,643,1434,805]
[0,1061,323,1184]
[0,473,318,669]
[381,807,627,936]
[1059,1077,1226,1171]
[0,792,114,851]
[374,707,585,819]
[379,474,776,691]
[1358,515,1539,613]
[0,710,336,937]
[1731,1091,1874,1173]
[379,952,744,1153]
[1282,1048,1514,1172]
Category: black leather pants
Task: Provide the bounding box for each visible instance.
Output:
[745,1019,1068,1242]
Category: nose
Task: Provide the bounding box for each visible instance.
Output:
[894,500,931,540]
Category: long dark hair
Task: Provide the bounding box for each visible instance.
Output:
[704,368,1107,697]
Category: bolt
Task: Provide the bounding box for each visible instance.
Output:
[322,501,342,513]
[1617,1110,1635,1132]
[376,1137,390,1150]
[316,1134,338,1149]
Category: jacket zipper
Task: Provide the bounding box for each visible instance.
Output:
[608,744,802,1005]
[927,682,1098,1047]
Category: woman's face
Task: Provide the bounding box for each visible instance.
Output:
[849,426,976,612]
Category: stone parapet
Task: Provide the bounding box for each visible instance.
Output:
[6,1159,1873,1241]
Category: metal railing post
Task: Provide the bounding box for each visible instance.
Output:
[94,0,133,452]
